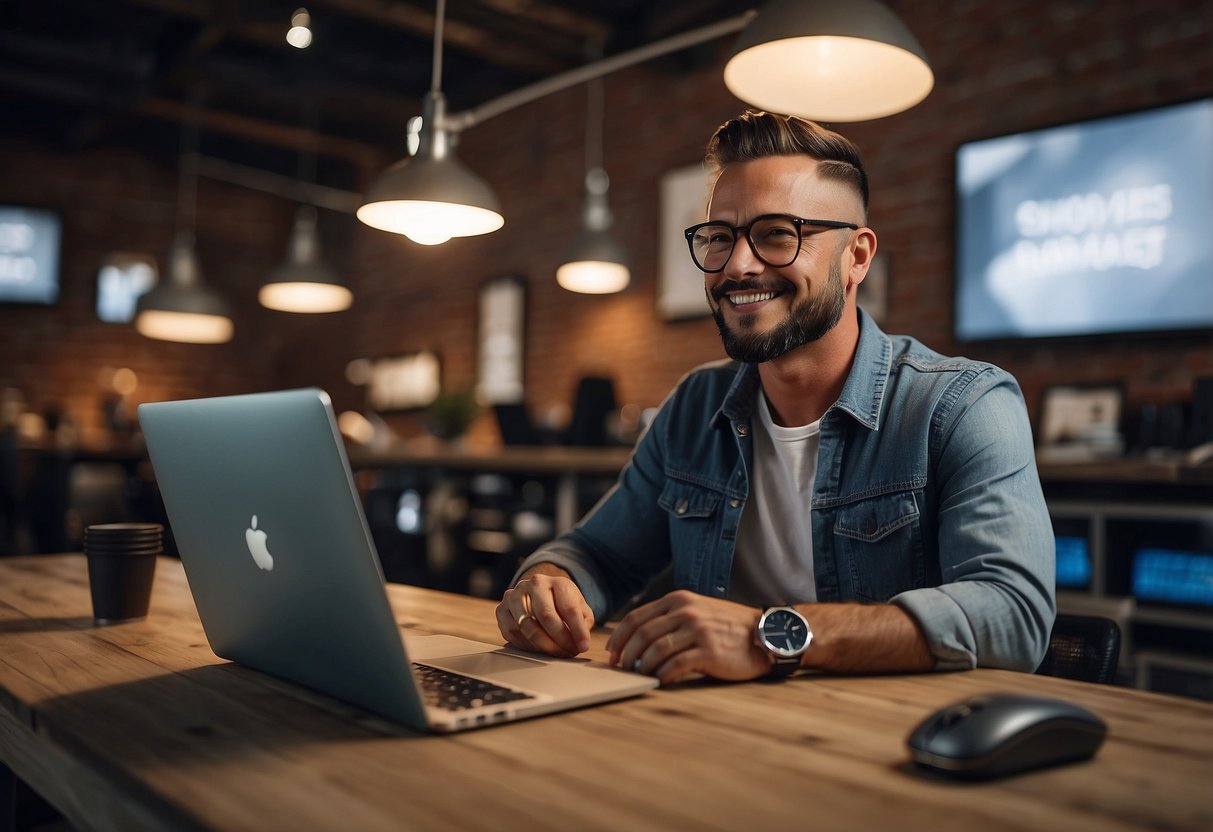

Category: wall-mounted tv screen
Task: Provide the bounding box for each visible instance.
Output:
[955,98,1213,341]
[0,205,62,305]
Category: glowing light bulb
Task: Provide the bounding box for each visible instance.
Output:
[287,8,312,48]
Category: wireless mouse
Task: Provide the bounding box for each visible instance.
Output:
[906,692,1107,779]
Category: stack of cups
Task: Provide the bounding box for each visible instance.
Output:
[84,522,163,625]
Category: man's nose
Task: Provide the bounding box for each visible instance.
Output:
[722,233,763,280]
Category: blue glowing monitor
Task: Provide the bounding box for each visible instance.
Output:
[955,98,1213,341]
[0,205,61,305]
[1132,548,1213,607]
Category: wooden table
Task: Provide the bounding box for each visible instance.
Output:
[1,556,1211,832]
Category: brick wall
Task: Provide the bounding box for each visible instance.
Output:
[3,0,1211,447]
[0,143,308,441]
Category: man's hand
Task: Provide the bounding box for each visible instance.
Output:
[496,564,594,657]
[606,590,770,684]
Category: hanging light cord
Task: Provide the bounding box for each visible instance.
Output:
[431,0,446,95]
[584,46,604,176]
[299,99,319,186]
[178,90,203,238]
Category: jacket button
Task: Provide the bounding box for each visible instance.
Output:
[675,499,689,515]
[866,516,878,535]
[729,498,740,508]
[736,424,749,436]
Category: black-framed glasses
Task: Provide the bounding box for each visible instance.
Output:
[683,214,859,273]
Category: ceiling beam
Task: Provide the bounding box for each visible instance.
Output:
[310,0,572,75]
[67,14,232,152]
[474,0,611,42]
[138,97,386,175]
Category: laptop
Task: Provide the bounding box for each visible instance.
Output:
[137,388,656,732]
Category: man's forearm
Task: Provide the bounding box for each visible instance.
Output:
[794,602,935,673]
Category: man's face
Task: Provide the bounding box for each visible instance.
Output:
[703,157,862,363]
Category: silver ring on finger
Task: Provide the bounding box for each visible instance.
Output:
[516,612,529,628]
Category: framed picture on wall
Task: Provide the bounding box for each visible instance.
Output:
[657,164,712,320]
[353,351,442,412]
[476,274,526,405]
[1038,383,1125,454]
[96,252,158,323]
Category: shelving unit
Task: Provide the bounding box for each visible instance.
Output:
[349,444,630,599]
[1041,459,1213,699]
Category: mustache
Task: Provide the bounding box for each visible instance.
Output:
[709,278,790,303]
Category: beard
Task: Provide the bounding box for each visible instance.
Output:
[710,260,847,363]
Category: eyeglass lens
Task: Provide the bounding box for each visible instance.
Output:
[690,217,803,272]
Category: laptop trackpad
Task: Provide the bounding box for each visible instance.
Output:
[434,650,548,676]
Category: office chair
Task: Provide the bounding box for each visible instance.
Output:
[1035,613,1122,685]
[565,376,617,447]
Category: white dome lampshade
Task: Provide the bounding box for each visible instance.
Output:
[556,170,630,295]
[724,0,934,122]
[357,92,503,245]
[260,206,352,313]
[134,233,233,344]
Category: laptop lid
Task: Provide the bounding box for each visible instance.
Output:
[138,389,655,732]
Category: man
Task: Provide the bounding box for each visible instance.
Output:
[496,111,1055,685]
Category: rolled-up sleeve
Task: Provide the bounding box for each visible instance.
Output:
[891,371,1056,672]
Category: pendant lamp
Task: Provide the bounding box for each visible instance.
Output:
[556,67,628,295]
[356,0,503,244]
[555,60,630,294]
[286,8,312,49]
[557,169,629,294]
[135,231,234,344]
[260,205,352,313]
[723,0,934,122]
[135,108,234,345]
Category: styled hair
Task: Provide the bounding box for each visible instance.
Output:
[705,111,869,218]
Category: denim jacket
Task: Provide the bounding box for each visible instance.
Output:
[519,310,1056,671]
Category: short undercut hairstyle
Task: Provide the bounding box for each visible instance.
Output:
[705,111,869,219]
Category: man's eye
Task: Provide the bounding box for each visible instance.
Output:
[760,226,798,242]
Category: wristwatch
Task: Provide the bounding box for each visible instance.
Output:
[756,606,812,677]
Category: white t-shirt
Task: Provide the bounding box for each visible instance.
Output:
[729,391,820,607]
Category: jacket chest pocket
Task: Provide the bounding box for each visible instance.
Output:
[658,479,722,588]
[831,490,924,602]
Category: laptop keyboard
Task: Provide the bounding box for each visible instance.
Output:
[412,662,536,711]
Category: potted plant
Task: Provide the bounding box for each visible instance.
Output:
[427,387,481,443]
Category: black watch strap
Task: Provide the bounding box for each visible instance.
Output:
[768,654,802,678]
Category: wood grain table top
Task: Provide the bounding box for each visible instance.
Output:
[1,555,1211,832]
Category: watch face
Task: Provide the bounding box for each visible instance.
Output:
[761,608,810,657]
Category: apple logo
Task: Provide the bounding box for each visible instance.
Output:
[244,514,274,571]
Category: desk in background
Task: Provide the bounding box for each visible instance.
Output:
[347,444,633,533]
[1,555,1211,832]
[3,439,156,556]
[348,444,632,597]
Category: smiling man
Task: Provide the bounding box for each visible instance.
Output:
[496,111,1055,684]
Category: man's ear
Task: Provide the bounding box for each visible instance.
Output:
[847,229,877,291]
